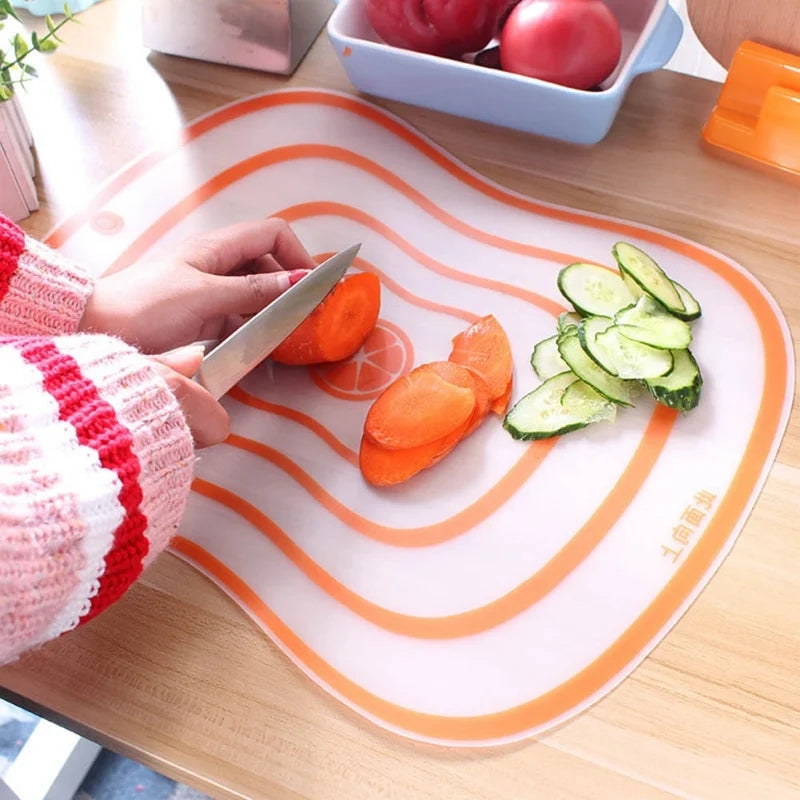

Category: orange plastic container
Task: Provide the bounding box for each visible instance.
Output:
[703,40,800,175]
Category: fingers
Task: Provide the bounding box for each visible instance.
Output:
[198,268,311,318]
[154,344,206,376]
[181,218,316,276]
[240,254,283,275]
[150,349,230,448]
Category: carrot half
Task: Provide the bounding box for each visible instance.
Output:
[448,314,513,402]
[271,272,381,365]
[364,368,476,450]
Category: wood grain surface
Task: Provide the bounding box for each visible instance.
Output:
[2,1,800,798]
[687,0,800,67]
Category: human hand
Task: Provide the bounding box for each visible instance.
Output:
[149,345,230,448]
[79,218,315,353]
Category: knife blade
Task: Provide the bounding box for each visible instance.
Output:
[194,243,361,399]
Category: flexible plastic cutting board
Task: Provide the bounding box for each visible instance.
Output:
[47,89,794,748]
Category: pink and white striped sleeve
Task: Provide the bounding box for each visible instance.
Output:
[0,214,197,664]
[0,333,196,664]
[0,214,93,336]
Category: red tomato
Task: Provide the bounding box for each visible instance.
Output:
[365,0,508,58]
[499,0,622,90]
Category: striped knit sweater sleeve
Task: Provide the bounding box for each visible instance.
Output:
[0,214,195,665]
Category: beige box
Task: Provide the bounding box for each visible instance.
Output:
[141,0,334,76]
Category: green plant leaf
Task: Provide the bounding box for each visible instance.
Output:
[63,3,73,19]
[31,31,40,51]
[13,32,27,61]
[0,85,12,101]
[39,38,58,52]
[45,13,63,41]
[21,63,37,76]
[0,0,20,22]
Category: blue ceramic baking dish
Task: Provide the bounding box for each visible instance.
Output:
[327,0,683,144]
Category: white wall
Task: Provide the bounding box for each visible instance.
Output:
[665,0,728,81]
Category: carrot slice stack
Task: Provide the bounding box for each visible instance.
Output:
[359,419,470,486]
[360,316,513,487]
[271,272,381,365]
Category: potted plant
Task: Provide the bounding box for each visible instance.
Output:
[0,0,75,221]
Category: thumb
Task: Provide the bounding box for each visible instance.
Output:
[201,269,311,317]
[151,344,206,377]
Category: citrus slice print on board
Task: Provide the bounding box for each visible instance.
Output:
[311,319,414,401]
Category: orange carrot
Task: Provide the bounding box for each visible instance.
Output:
[271,272,381,365]
[414,361,492,436]
[359,315,512,486]
[490,377,513,416]
[359,419,469,486]
[448,314,513,401]
[364,368,476,450]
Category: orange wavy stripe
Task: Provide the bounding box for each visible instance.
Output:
[212,433,553,547]
[338,253,479,324]
[191,404,674,638]
[187,405,675,639]
[279,200,565,317]
[285,144,583,264]
[92,144,570,319]
[227,386,358,466]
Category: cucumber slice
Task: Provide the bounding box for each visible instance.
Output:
[560,380,617,425]
[557,263,635,317]
[577,315,616,372]
[531,335,569,380]
[612,242,685,314]
[672,281,702,321]
[503,372,613,441]
[595,328,673,379]
[615,296,692,350]
[557,329,637,406]
[645,348,703,412]
[621,271,644,301]
[580,316,674,379]
[557,311,582,334]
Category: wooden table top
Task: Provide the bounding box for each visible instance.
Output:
[3,1,800,798]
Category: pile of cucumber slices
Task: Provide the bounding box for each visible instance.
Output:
[504,242,703,441]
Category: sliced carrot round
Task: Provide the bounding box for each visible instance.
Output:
[359,419,468,486]
[271,272,381,365]
[448,314,513,400]
[364,368,476,450]
[414,360,492,437]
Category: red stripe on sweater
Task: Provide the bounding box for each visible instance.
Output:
[15,338,150,623]
[0,215,25,305]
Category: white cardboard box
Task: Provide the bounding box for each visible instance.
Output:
[0,97,38,222]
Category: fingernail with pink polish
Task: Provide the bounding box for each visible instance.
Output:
[288,269,311,287]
